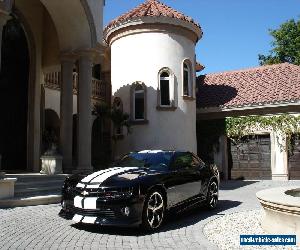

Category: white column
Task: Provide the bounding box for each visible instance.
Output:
[76,53,93,173]
[271,131,289,180]
[60,55,75,173]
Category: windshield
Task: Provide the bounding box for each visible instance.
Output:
[114,152,174,170]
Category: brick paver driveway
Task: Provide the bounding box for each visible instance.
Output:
[0,180,299,250]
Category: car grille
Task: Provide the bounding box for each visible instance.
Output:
[73,186,133,200]
[70,207,116,219]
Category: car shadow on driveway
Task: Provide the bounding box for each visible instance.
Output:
[71,199,241,236]
[220,180,258,190]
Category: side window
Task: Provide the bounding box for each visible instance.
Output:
[171,153,193,169]
[182,59,193,98]
[183,62,190,96]
[130,82,147,122]
[157,68,177,110]
[134,84,145,120]
[160,71,171,106]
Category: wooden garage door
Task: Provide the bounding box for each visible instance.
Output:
[230,135,271,180]
[289,134,300,180]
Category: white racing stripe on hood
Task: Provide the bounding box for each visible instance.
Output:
[79,167,121,184]
[90,167,139,184]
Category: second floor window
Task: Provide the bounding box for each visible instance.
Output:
[183,62,190,96]
[160,71,171,106]
[134,84,145,120]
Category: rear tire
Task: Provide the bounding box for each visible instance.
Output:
[205,180,218,209]
[142,190,165,231]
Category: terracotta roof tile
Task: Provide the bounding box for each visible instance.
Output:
[196,62,205,72]
[104,0,200,32]
[197,63,300,108]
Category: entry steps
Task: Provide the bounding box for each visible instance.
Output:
[0,173,69,208]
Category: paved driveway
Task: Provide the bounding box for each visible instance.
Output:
[0,180,299,250]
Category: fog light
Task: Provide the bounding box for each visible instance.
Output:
[121,207,130,216]
[62,201,66,208]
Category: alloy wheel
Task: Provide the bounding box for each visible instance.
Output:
[208,181,218,208]
[146,191,165,229]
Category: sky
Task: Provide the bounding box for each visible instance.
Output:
[103,0,299,74]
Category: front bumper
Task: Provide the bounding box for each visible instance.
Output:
[59,197,144,227]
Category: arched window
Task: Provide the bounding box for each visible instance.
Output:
[133,84,145,120]
[183,60,193,97]
[160,71,171,106]
[130,82,147,123]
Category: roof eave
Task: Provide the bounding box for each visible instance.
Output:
[197,100,300,114]
[104,16,202,45]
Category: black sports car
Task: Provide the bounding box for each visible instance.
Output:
[59,150,219,230]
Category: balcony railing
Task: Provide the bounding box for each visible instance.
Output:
[44,72,107,100]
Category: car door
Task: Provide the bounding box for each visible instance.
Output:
[191,153,208,199]
[166,152,202,207]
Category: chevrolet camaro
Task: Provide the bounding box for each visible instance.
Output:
[59,150,219,231]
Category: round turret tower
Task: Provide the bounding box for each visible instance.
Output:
[104,0,202,157]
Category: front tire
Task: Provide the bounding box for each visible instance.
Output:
[205,180,218,209]
[142,190,165,231]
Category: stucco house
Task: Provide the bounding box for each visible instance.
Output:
[0,0,299,181]
[0,0,204,174]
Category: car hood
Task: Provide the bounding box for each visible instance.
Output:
[76,166,160,188]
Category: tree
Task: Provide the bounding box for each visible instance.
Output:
[110,106,132,160]
[259,19,300,66]
[93,103,131,160]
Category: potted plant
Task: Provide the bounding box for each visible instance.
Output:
[42,128,59,155]
[40,128,62,175]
